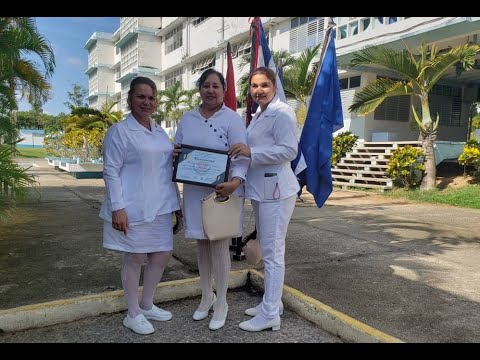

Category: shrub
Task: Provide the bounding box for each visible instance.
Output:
[458,139,480,173]
[331,131,359,166]
[386,145,425,188]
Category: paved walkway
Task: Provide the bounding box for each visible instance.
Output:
[1,158,480,342]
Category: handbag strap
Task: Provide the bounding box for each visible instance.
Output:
[241,227,257,246]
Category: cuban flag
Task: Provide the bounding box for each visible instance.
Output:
[246,17,286,125]
[291,25,344,208]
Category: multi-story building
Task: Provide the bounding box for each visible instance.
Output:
[84,17,480,142]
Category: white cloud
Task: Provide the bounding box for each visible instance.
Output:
[66,57,83,66]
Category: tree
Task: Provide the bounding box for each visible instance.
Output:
[0,17,55,111]
[283,44,320,126]
[15,110,63,132]
[63,99,123,133]
[157,81,188,130]
[183,88,201,110]
[0,17,54,218]
[348,42,480,190]
[63,83,87,111]
[0,144,37,221]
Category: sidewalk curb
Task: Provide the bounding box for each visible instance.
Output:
[248,269,403,343]
[0,270,248,333]
[1,269,402,342]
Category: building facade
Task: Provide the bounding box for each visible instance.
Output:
[84,17,480,141]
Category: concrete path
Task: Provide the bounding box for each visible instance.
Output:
[1,158,480,342]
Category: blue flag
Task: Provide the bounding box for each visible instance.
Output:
[292,26,344,208]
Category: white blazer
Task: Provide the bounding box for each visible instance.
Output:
[245,95,300,202]
[99,114,180,225]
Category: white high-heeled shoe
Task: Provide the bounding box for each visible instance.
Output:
[239,316,281,332]
[208,304,228,331]
[192,293,216,321]
[245,301,284,317]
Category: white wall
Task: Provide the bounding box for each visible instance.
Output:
[137,33,162,69]
[189,18,222,56]
[139,17,161,29]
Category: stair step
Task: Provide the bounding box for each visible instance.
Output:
[332,175,392,185]
[340,158,389,164]
[363,141,420,146]
[331,169,387,176]
[333,181,392,190]
[335,163,389,170]
[353,146,395,152]
[347,153,392,159]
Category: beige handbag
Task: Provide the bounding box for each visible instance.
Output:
[201,192,242,241]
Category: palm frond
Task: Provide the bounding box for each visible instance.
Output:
[350,45,419,81]
[349,78,414,115]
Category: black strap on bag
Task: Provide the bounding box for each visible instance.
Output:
[241,227,257,247]
[231,228,257,261]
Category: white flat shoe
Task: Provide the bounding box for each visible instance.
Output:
[142,304,172,321]
[123,314,155,335]
[245,301,284,317]
[208,305,228,331]
[193,293,216,321]
[239,316,281,332]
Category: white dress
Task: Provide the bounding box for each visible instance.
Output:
[174,104,249,240]
[100,114,180,253]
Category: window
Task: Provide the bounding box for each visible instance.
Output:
[191,54,215,74]
[232,38,251,59]
[333,17,409,40]
[374,96,411,122]
[374,77,411,122]
[429,84,462,127]
[192,17,209,26]
[120,17,138,38]
[165,67,183,89]
[121,38,138,75]
[165,24,183,54]
[290,17,324,53]
[339,76,361,90]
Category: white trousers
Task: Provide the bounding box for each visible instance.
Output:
[251,195,296,319]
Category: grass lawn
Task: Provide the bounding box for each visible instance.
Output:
[383,184,480,209]
[15,147,46,158]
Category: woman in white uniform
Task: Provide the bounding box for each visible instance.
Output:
[174,69,249,331]
[100,77,181,335]
[229,67,299,332]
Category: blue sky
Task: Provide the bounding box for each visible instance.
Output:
[18,17,120,115]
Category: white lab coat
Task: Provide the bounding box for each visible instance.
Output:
[99,114,180,226]
[174,104,249,239]
[245,95,300,202]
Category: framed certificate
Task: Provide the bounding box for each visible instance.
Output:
[173,144,231,188]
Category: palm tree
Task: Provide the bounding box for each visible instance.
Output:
[0,144,37,221]
[157,81,188,131]
[0,17,55,111]
[183,88,201,110]
[348,42,480,190]
[0,17,54,220]
[63,100,123,133]
[283,44,320,126]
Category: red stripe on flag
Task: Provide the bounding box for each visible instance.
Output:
[224,42,236,111]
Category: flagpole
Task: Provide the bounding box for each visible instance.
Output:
[246,18,257,126]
